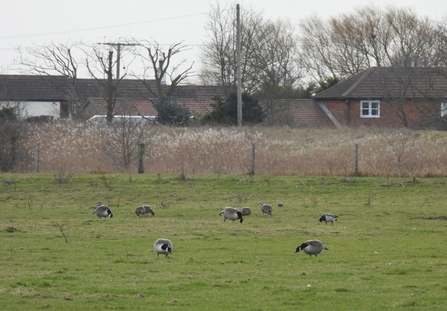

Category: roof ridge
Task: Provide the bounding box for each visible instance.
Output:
[341,67,375,97]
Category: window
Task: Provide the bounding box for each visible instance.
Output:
[441,102,447,117]
[360,100,380,118]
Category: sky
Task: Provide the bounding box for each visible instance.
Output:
[1,0,446,82]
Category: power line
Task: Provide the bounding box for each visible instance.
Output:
[0,12,207,41]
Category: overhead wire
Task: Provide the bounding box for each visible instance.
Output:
[0,12,207,41]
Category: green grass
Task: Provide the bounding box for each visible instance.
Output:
[1,173,447,310]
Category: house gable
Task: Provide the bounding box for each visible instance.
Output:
[313,67,447,130]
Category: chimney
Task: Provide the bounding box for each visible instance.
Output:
[159,60,166,85]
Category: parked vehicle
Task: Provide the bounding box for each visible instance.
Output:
[87,115,157,125]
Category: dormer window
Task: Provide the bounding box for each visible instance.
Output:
[360,100,380,118]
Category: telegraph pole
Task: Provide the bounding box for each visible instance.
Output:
[98,42,138,79]
[236,4,242,127]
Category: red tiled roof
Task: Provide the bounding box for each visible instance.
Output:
[87,97,215,117]
[314,67,447,100]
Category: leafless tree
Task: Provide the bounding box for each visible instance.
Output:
[201,2,273,95]
[250,19,303,94]
[135,40,194,99]
[299,15,338,83]
[299,6,438,84]
[384,8,437,67]
[15,43,84,119]
[85,44,130,124]
[201,0,303,126]
[433,16,447,66]
[132,40,194,125]
[378,128,417,177]
[99,117,155,171]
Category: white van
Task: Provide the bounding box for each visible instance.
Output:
[87,115,157,125]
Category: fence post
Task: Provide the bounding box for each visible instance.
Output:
[250,143,255,176]
[36,143,40,173]
[138,143,145,174]
[354,144,358,176]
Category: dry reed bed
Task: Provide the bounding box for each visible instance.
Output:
[16,122,447,177]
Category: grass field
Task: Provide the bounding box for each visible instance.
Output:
[0,173,446,310]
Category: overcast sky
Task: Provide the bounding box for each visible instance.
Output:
[1,0,446,81]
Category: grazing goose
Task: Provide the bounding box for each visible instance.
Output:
[154,238,173,257]
[219,207,243,223]
[94,205,113,218]
[295,240,328,257]
[135,205,155,217]
[257,202,273,217]
[278,202,284,207]
[318,213,338,225]
[241,206,252,216]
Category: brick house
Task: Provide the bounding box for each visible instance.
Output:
[313,67,447,130]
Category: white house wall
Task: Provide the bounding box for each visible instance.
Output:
[1,101,60,119]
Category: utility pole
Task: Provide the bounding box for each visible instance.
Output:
[106,50,115,124]
[98,42,138,79]
[236,4,242,127]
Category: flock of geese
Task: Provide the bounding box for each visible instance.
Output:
[92,202,338,258]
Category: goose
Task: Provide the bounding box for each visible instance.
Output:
[219,207,243,223]
[135,205,155,217]
[295,240,328,257]
[94,205,113,218]
[278,202,284,207]
[318,213,338,225]
[154,238,173,257]
[241,206,252,216]
[257,202,273,217]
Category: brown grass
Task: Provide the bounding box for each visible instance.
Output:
[13,122,447,177]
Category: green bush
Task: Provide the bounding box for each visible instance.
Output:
[0,107,27,172]
[201,92,265,125]
[153,97,191,125]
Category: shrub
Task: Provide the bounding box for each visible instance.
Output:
[201,92,265,126]
[153,97,191,125]
[0,107,27,172]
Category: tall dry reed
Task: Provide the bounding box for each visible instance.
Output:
[14,122,447,177]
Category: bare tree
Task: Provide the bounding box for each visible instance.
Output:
[133,40,194,125]
[85,44,129,124]
[15,43,83,119]
[98,116,156,171]
[379,128,417,177]
[201,1,303,113]
[384,8,437,67]
[135,40,194,98]
[200,2,267,96]
[250,19,303,95]
[299,6,438,84]
[433,16,447,66]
